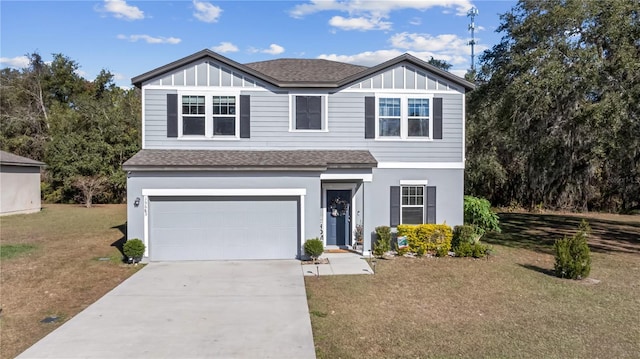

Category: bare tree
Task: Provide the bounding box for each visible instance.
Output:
[72,175,107,208]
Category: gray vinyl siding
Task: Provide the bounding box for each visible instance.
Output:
[144,90,464,162]
[361,168,463,250]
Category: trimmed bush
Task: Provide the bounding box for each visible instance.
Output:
[123,238,145,262]
[464,196,501,234]
[454,241,489,258]
[397,224,453,255]
[373,226,391,257]
[304,238,324,260]
[554,220,592,279]
[452,225,481,249]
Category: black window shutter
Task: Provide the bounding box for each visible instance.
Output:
[167,93,178,138]
[426,186,436,223]
[364,96,375,139]
[240,95,250,138]
[390,186,400,227]
[433,97,443,140]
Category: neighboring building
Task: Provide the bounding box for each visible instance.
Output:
[0,151,45,216]
[123,49,475,261]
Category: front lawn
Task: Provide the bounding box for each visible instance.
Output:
[305,212,640,358]
[0,204,141,359]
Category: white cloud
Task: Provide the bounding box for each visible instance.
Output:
[290,0,473,19]
[117,34,181,44]
[409,17,422,26]
[75,69,88,78]
[193,0,222,23]
[102,0,144,20]
[211,42,238,53]
[0,56,30,68]
[250,44,285,55]
[329,16,391,31]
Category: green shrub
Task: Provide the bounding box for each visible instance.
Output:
[373,226,391,257]
[454,241,473,257]
[452,225,481,249]
[554,220,592,279]
[454,241,489,258]
[123,238,145,262]
[464,196,501,234]
[397,224,453,255]
[304,238,324,260]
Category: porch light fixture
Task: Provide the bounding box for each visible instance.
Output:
[134,197,140,207]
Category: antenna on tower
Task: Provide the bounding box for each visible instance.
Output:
[467,7,479,71]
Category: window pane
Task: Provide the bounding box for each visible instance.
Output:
[402,207,424,224]
[408,118,429,137]
[183,116,205,135]
[379,98,401,117]
[379,118,400,136]
[214,117,235,136]
[213,96,236,116]
[408,98,429,116]
[182,96,205,115]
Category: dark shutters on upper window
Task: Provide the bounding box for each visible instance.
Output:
[166,93,178,138]
[433,97,443,140]
[426,186,437,223]
[364,96,375,139]
[239,95,250,138]
[296,96,322,130]
[390,186,400,227]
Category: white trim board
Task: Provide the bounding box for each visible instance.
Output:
[377,162,465,169]
[142,188,306,196]
[320,173,373,182]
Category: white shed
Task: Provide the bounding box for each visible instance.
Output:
[0,151,45,216]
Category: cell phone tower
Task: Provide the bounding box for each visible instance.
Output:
[467,7,479,71]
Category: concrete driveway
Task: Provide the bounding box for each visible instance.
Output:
[18,261,316,359]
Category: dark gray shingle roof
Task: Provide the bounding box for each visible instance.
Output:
[0,151,45,167]
[244,59,368,84]
[123,150,377,171]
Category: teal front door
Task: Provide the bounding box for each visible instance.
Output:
[326,190,351,246]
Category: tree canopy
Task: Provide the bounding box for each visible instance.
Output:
[466,0,639,212]
[0,53,140,204]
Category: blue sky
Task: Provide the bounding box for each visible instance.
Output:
[1,0,515,87]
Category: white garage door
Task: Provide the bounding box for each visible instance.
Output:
[149,196,299,261]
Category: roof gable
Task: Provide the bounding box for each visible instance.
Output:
[132,49,475,92]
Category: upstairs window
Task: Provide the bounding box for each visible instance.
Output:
[178,93,239,138]
[212,96,236,136]
[182,96,206,135]
[379,98,401,137]
[377,95,433,140]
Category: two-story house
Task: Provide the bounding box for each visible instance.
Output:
[123,49,474,261]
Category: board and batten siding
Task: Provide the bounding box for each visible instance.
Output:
[143,89,463,162]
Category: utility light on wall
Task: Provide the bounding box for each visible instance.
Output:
[134,197,140,207]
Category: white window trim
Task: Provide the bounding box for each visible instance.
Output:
[289,94,329,132]
[399,184,426,225]
[177,90,241,140]
[375,93,434,141]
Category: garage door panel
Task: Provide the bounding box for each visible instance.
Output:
[149,196,299,261]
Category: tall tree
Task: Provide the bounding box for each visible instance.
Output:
[466,0,640,212]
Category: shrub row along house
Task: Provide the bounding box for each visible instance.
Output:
[123,49,474,261]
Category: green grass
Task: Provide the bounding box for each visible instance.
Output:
[0,204,141,359]
[0,244,37,259]
[306,212,640,358]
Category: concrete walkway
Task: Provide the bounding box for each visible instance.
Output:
[302,252,374,276]
[18,261,316,359]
